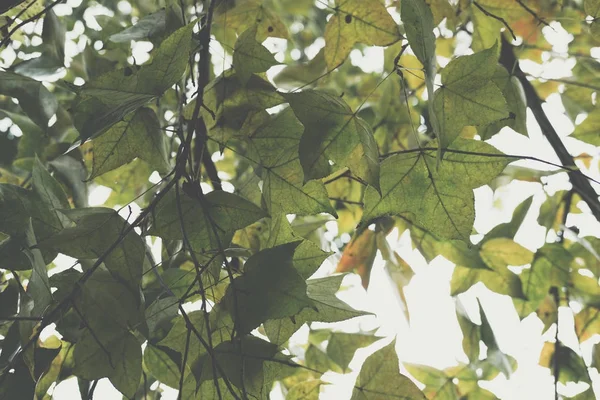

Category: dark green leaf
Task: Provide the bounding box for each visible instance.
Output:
[284,90,380,191]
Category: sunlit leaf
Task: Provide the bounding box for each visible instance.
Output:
[433,44,509,148]
[214,0,289,40]
[327,331,381,372]
[571,108,600,146]
[479,238,534,271]
[351,340,425,399]
[324,0,401,69]
[362,139,508,240]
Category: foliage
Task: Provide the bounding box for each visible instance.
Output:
[0,0,599,399]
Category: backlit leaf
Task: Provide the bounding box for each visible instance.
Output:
[433,44,509,148]
[324,0,401,69]
[362,139,508,240]
[351,340,425,400]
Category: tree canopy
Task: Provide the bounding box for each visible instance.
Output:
[0,0,599,399]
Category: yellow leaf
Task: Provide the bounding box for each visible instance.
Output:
[324,0,401,69]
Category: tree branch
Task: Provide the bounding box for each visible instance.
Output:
[499,36,600,222]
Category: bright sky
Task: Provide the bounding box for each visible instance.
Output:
[4,1,600,399]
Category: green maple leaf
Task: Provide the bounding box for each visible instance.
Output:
[351,340,425,400]
[147,188,267,270]
[264,274,370,345]
[324,0,401,69]
[362,139,508,240]
[71,23,194,141]
[90,107,170,179]
[246,108,336,216]
[42,208,145,287]
[284,90,380,191]
[433,43,509,149]
[232,28,278,85]
[221,243,313,334]
[572,107,600,145]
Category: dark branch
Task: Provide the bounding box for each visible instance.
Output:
[499,36,600,222]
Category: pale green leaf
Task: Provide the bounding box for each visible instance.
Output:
[287,379,322,400]
[484,196,533,241]
[521,244,571,303]
[456,300,480,362]
[327,332,381,372]
[585,0,600,17]
[451,266,525,298]
[362,139,508,240]
[324,0,401,69]
[351,340,425,400]
[571,108,600,145]
[214,0,289,40]
[433,44,509,148]
[480,238,534,271]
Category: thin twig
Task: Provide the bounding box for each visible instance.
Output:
[380,147,600,186]
[515,0,551,28]
[472,1,517,40]
[499,36,600,222]
[177,329,192,400]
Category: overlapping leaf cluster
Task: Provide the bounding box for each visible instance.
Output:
[0,0,599,399]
